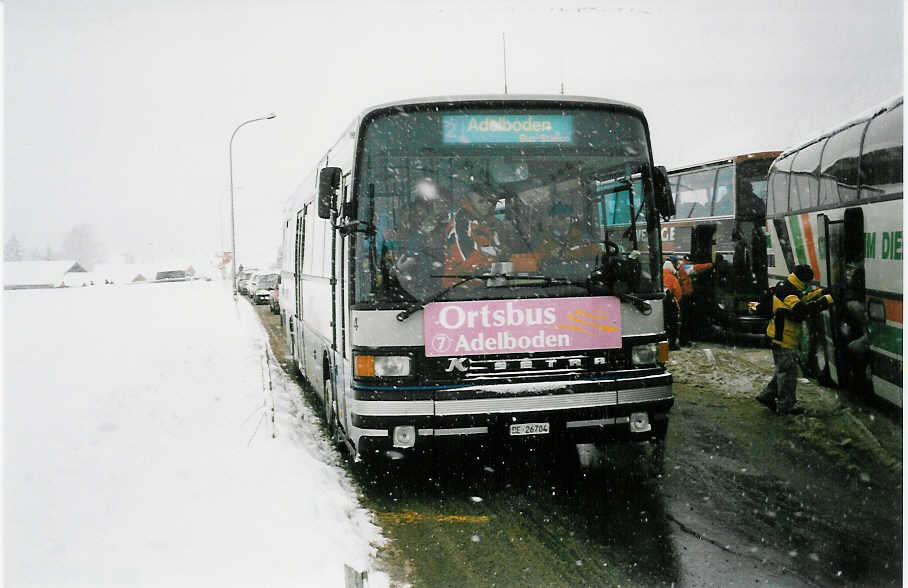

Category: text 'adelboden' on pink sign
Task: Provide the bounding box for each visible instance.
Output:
[424,296,621,357]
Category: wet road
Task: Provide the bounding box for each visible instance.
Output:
[255,302,902,587]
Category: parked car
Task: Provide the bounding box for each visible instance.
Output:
[253,273,279,305]
[269,287,280,314]
[246,274,261,298]
[236,269,257,295]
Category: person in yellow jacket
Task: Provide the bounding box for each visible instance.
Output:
[755,264,833,415]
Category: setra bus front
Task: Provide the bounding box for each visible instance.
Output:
[332,97,677,458]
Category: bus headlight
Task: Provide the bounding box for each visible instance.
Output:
[393,425,417,448]
[354,354,412,378]
[631,343,658,366]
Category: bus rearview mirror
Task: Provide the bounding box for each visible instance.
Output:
[653,166,675,220]
[318,167,342,219]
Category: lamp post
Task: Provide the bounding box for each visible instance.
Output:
[229,112,276,296]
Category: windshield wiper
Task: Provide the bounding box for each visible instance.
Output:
[540,274,653,315]
[396,271,588,322]
[396,270,651,322]
[395,273,489,322]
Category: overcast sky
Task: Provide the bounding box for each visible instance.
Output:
[5,0,903,268]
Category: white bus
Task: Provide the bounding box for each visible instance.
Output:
[280,95,678,459]
[664,152,780,341]
[765,96,902,406]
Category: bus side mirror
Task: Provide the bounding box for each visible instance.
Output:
[653,166,675,221]
[318,167,341,219]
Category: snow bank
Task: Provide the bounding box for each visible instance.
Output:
[3,281,387,587]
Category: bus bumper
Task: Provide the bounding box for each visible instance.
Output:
[347,372,672,458]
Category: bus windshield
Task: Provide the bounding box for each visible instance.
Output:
[353,105,660,304]
[736,158,771,219]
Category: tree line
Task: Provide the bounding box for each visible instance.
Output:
[4,223,108,270]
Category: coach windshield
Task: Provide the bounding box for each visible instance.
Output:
[352,104,661,305]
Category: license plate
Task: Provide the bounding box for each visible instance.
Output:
[509,422,550,436]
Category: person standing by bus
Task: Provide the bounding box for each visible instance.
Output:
[755,264,833,415]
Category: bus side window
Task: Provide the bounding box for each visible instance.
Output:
[304,211,318,275]
[769,153,794,214]
[790,139,824,211]
[860,103,903,200]
[676,169,715,219]
[820,121,867,204]
[712,165,734,216]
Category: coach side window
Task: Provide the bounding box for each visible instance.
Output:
[675,169,715,218]
[712,165,734,216]
[790,139,824,211]
[820,122,866,204]
[860,103,903,200]
[767,153,794,215]
[303,209,316,275]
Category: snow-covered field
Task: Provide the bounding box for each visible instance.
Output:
[3,281,388,587]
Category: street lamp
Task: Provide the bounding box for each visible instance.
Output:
[229,112,276,296]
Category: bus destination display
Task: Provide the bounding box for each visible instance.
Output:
[442,114,573,144]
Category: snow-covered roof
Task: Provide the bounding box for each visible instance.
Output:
[362,94,644,119]
[777,95,904,161]
[3,260,86,289]
[92,263,156,283]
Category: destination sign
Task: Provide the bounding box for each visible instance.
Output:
[442,114,573,144]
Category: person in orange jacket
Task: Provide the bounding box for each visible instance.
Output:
[443,187,503,285]
[531,202,601,267]
[662,259,682,350]
[443,184,527,285]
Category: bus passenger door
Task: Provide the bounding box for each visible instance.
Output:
[818,208,865,389]
[688,224,719,335]
[334,174,350,434]
[691,224,717,265]
[294,207,307,373]
[691,223,717,286]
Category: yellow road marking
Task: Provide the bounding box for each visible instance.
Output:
[378,510,490,525]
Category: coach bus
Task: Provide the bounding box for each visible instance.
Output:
[765,96,902,407]
[662,152,780,341]
[279,95,678,460]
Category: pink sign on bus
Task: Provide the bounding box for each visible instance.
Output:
[424,296,622,357]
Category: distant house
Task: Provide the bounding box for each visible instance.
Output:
[4,260,87,290]
[93,263,155,284]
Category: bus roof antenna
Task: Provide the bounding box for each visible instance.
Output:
[502,32,508,95]
[559,54,565,95]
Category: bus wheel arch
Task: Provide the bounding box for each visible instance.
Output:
[322,355,339,442]
[288,318,301,377]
